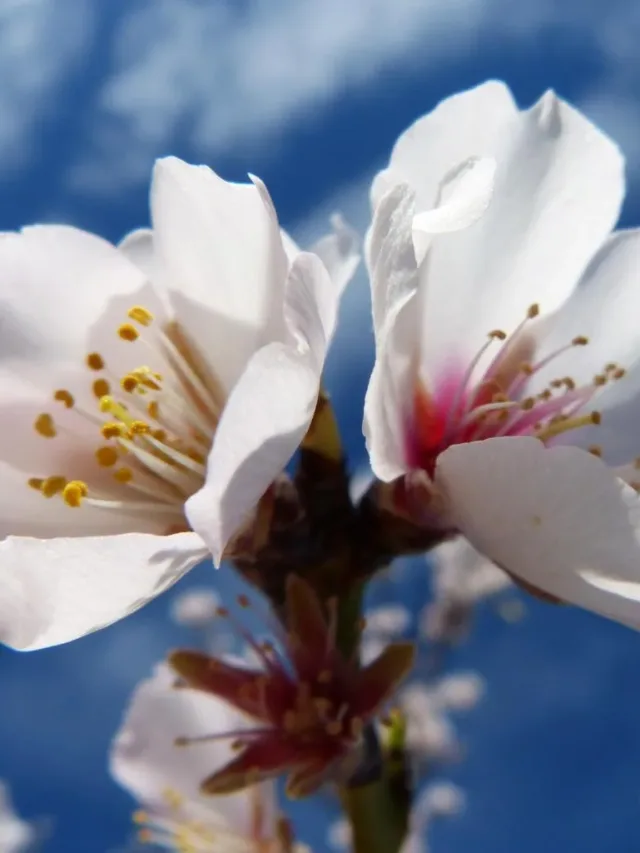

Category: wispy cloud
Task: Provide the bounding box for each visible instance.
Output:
[0,0,95,172]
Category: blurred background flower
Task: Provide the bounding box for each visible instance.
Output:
[2,1,640,851]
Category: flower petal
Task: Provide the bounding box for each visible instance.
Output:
[118,227,157,282]
[201,735,302,795]
[435,437,640,629]
[353,642,415,716]
[186,254,332,564]
[307,213,360,299]
[526,229,640,414]
[111,663,277,835]
[0,531,207,650]
[385,83,624,374]
[151,157,288,392]
[186,342,318,565]
[363,183,421,481]
[168,650,270,721]
[0,225,149,363]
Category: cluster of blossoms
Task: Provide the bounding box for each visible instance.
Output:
[3,80,640,853]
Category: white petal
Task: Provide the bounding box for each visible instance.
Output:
[307,213,360,299]
[385,83,624,374]
[363,183,421,481]
[0,225,148,363]
[111,663,276,836]
[0,531,207,650]
[526,229,640,408]
[436,437,640,629]
[186,343,319,564]
[118,227,157,281]
[283,251,337,371]
[412,156,496,264]
[151,157,288,391]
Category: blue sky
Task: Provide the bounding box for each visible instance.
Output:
[2,0,640,851]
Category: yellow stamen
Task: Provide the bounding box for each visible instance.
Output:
[41,476,67,498]
[118,323,140,342]
[121,374,139,393]
[86,352,105,371]
[572,336,589,346]
[527,303,540,318]
[114,467,133,484]
[95,446,119,467]
[128,306,155,326]
[132,810,149,825]
[147,400,159,420]
[489,329,507,340]
[101,422,127,440]
[27,477,44,491]
[588,445,602,457]
[53,389,75,408]
[130,420,151,435]
[535,411,600,442]
[93,378,111,399]
[62,480,88,507]
[34,413,56,438]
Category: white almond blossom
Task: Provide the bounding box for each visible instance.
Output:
[0,157,359,651]
[364,80,640,629]
[112,663,307,853]
[0,782,36,853]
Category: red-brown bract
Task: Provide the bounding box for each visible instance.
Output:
[169,575,415,799]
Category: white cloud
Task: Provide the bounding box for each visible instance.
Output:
[64,0,578,195]
[0,0,95,171]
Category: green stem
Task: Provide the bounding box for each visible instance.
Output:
[340,775,409,853]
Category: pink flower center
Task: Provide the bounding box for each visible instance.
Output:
[407,303,625,478]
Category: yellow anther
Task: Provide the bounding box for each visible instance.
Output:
[99,395,116,414]
[53,389,75,408]
[326,720,342,737]
[562,377,576,390]
[593,374,608,387]
[538,389,552,401]
[99,397,134,427]
[62,480,88,507]
[137,829,153,844]
[93,378,111,399]
[114,467,133,484]
[186,448,205,464]
[520,397,536,410]
[605,362,618,372]
[588,445,603,457]
[118,323,140,342]
[132,810,149,825]
[491,392,509,403]
[612,367,626,380]
[147,401,159,420]
[86,352,105,371]
[34,413,56,438]
[527,303,540,318]
[41,476,67,498]
[489,329,507,340]
[152,429,167,442]
[128,305,155,326]
[572,335,589,346]
[101,422,126,440]
[520,362,534,376]
[95,446,119,467]
[27,477,44,491]
[550,379,563,389]
[121,374,139,393]
[130,420,150,435]
[591,411,602,425]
